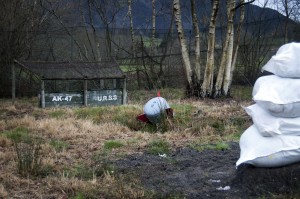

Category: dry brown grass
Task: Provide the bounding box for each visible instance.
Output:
[0,96,252,198]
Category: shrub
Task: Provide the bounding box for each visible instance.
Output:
[6,127,43,176]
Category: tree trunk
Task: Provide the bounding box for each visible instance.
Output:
[201,0,219,97]
[229,0,245,89]
[128,0,141,88]
[190,0,201,86]
[88,0,101,60]
[222,0,235,96]
[283,0,289,43]
[151,0,156,47]
[128,0,136,57]
[173,0,193,88]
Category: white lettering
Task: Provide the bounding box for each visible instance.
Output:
[52,95,72,102]
[96,95,118,101]
[64,96,72,101]
[52,96,63,101]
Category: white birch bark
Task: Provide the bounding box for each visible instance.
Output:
[229,0,245,89]
[191,0,201,84]
[151,0,156,47]
[214,0,235,97]
[222,0,235,95]
[173,0,193,86]
[201,0,219,97]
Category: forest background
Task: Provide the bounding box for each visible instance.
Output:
[0,0,300,98]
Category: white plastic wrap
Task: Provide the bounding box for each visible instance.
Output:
[144,97,170,123]
[244,104,300,137]
[236,125,300,167]
[253,75,300,117]
[262,42,300,78]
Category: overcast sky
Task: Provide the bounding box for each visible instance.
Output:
[251,0,277,9]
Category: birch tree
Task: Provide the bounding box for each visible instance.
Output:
[214,0,235,97]
[191,0,201,86]
[151,0,156,47]
[229,0,246,89]
[174,0,254,98]
[201,0,220,97]
[173,0,193,88]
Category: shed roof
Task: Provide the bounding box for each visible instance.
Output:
[15,59,125,80]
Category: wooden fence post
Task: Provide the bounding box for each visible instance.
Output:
[122,78,127,105]
[84,80,87,106]
[41,80,45,108]
[12,63,16,104]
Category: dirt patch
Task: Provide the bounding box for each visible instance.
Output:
[115,142,300,198]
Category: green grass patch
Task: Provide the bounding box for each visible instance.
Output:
[49,139,69,152]
[188,141,230,152]
[74,106,107,121]
[49,109,66,118]
[72,192,84,199]
[171,104,194,129]
[104,140,124,151]
[61,164,97,180]
[147,139,171,155]
[92,150,117,175]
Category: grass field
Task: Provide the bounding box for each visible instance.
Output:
[0,87,256,198]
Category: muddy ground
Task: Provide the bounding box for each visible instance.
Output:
[115,142,300,199]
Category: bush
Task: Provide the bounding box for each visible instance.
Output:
[6,127,43,176]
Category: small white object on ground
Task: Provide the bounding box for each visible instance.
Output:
[216,186,230,191]
[158,153,167,158]
[209,179,221,183]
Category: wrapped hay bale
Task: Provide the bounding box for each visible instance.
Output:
[252,75,300,118]
[236,125,300,167]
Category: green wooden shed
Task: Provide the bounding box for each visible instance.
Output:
[14,59,127,108]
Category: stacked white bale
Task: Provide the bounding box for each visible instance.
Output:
[262,42,300,78]
[252,75,300,118]
[236,125,300,167]
[236,42,300,168]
